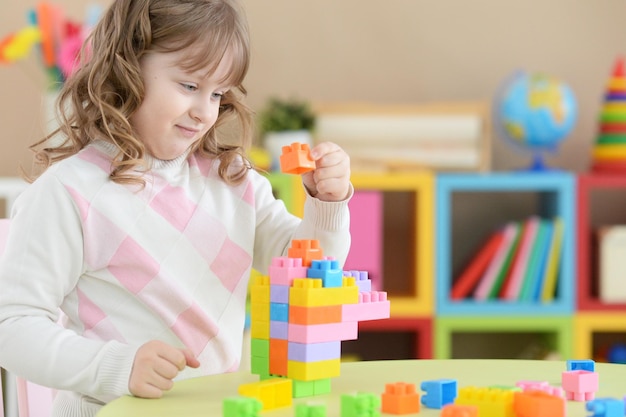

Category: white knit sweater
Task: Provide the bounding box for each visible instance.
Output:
[0,141,351,417]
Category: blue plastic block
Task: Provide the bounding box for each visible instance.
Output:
[269,302,289,322]
[586,398,625,417]
[307,259,343,287]
[420,379,457,409]
[567,359,595,372]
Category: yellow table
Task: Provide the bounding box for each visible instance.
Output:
[97,360,626,416]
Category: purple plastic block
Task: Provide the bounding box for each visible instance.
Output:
[269,256,308,286]
[288,341,341,362]
[270,284,290,303]
[270,320,289,339]
[343,270,372,293]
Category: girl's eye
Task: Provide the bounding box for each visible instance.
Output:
[181,83,197,92]
[212,92,224,100]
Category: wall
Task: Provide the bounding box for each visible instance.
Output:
[1,0,625,177]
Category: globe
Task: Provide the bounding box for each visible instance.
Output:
[495,71,578,170]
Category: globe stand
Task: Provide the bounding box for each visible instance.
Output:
[528,152,549,172]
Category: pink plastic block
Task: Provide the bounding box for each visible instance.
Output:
[288,321,358,343]
[561,370,599,401]
[288,341,341,362]
[344,191,383,291]
[341,291,390,322]
[268,257,308,286]
[343,270,372,293]
[516,380,564,397]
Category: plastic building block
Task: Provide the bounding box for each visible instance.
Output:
[288,239,323,266]
[268,256,308,286]
[343,270,372,293]
[308,259,343,287]
[516,380,563,397]
[289,278,359,307]
[288,341,341,362]
[250,276,270,303]
[222,396,262,417]
[561,370,599,401]
[513,390,565,417]
[586,398,625,417]
[250,355,269,377]
[250,338,269,358]
[456,387,515,417]
[441,404,478,417]
[567,359,595,372]
[292,379,332,398]
[250,319,269,340]
[250,302,269,323]
[420,379,457,409]
[287,358,340,381]
[270,302,289,322]
[341,291,390,322]
[295,402,327,417]
[341,392,381,417]
[381,382,420,414]
[269,339,288,376]
[288,304,342,325]
[270,285,290,303]
[280,142,315,174]
[238,378,293,410]
[288,321,358,344]
[269,321,288,339]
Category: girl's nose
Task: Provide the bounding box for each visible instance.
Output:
[190,97,215,123]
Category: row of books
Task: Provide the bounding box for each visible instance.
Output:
[451,216,564,303]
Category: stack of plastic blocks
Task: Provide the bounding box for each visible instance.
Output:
[249,239,390,402]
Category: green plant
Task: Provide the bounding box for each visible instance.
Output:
[258,97,315,135]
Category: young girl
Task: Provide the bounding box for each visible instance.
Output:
[0,0,352,416]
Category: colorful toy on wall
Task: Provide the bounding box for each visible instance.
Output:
[494,70,578,171]
[591,57,626,173]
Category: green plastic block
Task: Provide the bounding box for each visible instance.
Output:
[340,392,381,417]
[222,396,262,417]
[295,402,327,417]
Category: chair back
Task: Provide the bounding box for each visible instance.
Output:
[0,219,55,417]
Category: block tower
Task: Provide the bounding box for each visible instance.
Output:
[249,239,390,398]
[591,56,626,173]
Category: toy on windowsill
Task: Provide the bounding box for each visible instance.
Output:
[494,70,577,171]
[591,56,626,173]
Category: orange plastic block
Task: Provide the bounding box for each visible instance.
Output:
[280,142,315,174]
[441,404,478,417]
[289,304,343,325]
[238,378,292,410]
[288,240,323,267]
[513,390,566,417]
[269,339,288,376]
[381,382,420,414]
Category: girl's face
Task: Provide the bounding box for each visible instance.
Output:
[130,48,233,160]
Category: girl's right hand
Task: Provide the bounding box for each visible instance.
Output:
[129,340,200,398]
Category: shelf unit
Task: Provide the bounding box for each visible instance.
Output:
[435,171,576,316]
[576,173,626,311]
[574,313,626,360]
[435,316,573,360]
[347,172,434,317]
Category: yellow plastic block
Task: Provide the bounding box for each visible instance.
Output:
[456,387,515,417]
[251,302,270,322]
[287,359,341,381]
[250,319,269,339]
[250,276,270,304]
[289,277,358,307]
[238,378,293,410]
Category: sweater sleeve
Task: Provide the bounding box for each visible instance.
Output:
[0,171,137,403]
[251,172,352,274]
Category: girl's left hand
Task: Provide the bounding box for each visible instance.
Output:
[302,142,351,202]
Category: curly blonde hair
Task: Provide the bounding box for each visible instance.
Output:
[29,0,253,186]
